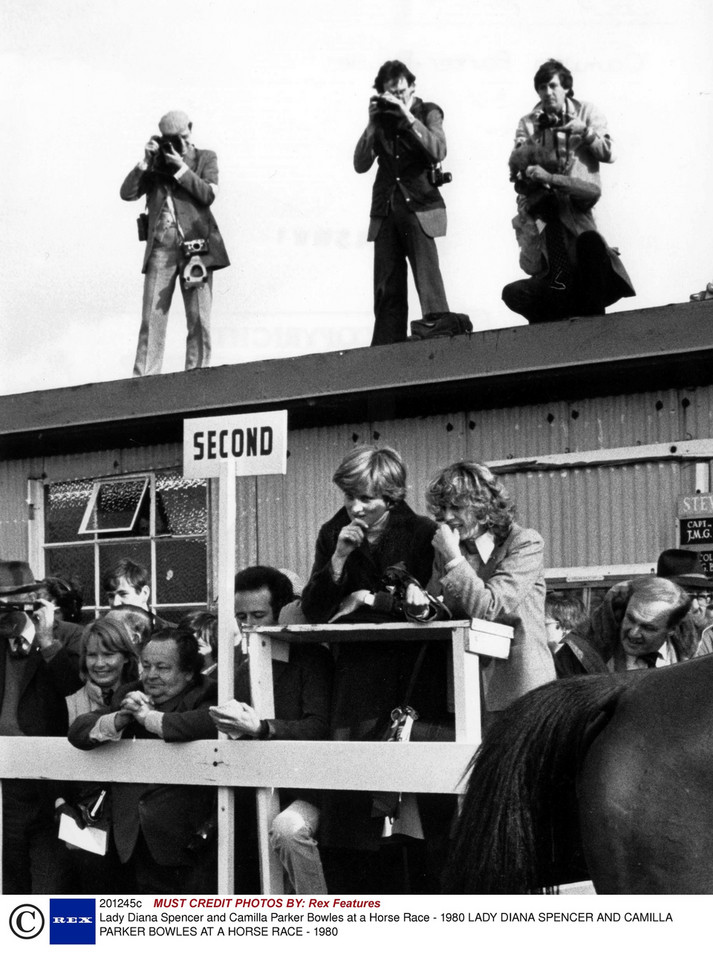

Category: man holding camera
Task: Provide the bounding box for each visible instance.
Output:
[354,60,450,345]
[121,110,230,376]
[502,59,634,324]
[0,561,83,892]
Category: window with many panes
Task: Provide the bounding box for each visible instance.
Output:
[43,469,208,620]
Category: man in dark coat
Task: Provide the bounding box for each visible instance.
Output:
[0,561,83,893]
[355,59,450,345]
[210,565,332,894]
[555,576,698,677]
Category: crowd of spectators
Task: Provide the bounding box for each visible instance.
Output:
[1,446,710,896]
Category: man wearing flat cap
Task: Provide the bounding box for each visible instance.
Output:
[0,561,83,892]
[657,548,713,649]
[121,110,230,376]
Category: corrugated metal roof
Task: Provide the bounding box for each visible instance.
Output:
[2,303,713,458]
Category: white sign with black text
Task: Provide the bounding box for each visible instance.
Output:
[183,410,288,478]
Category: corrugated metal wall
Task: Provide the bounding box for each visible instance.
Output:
[2,385,711,588]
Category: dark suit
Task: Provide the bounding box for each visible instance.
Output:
[355,97,450,344]
[69,676,217,893]
[230,645,333,892]
[121,146,229,375]
[0,620,83,893]
[233,645,332,743]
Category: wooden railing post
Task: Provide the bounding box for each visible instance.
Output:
[248,629,283,893]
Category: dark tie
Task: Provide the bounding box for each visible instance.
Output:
[545,220,573,289]
[640,652,660,669]
[101,687,114,706]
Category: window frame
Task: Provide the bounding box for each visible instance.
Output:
[37,468,209,619]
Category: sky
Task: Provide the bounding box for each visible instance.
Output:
[1,0,711,396]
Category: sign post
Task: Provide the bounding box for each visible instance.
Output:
[183,409,288,893]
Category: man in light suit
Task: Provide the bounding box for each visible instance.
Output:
[503,58,634,323]
[354,60,450,345]
[121,110,230,376]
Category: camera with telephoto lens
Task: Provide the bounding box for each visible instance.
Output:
[369,95,404,136]
[149,134,184,175]
[370,95,403,118]
[428,164,452,187]
[155,134,184,156]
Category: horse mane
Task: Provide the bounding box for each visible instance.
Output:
[443,671,641,894]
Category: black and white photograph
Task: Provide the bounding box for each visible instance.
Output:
[0,0,712,954]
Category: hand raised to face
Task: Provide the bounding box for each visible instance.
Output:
[432,522,462,563]
[333,517,368,559]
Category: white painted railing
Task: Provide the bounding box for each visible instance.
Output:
[0,619,512,893]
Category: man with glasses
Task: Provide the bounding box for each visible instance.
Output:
[121,110,230,376]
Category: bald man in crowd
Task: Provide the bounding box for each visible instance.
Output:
[121,110,230,376]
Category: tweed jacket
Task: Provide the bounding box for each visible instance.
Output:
[120,147,229,273]
[354,96,447,240]
[431,523,555,712]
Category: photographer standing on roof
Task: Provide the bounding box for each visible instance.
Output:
[354,60,451,345]
[121,110,230,377]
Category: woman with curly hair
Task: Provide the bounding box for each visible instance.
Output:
[407,460,554,718]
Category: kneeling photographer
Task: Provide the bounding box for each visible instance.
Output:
[502,58,634,324]
[120,110,230,376]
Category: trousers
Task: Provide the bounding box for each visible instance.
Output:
[2,780,75,894]
[372,194,449,345]
[502,231,610,324]
[269,799,327,894]
[133,217,212,376]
